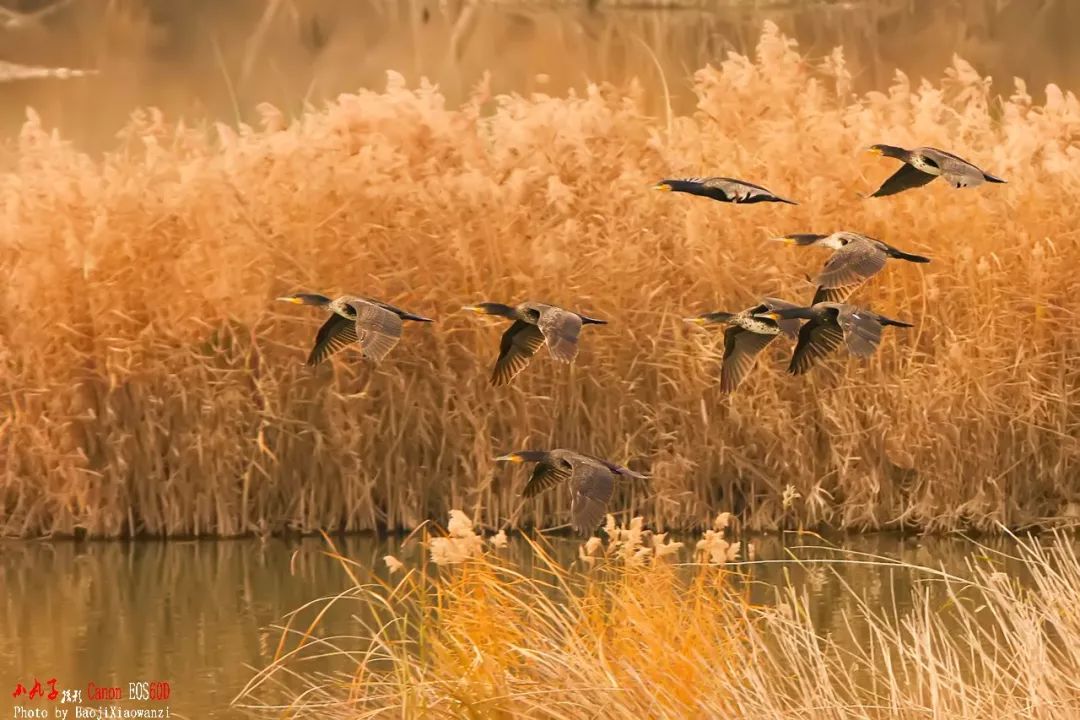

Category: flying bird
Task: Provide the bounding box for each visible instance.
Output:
[462,302,607,386]
[684,297,802,392]
[277,293,433,366]
[755,303,914,375]
[865,144,1006,198]
[496,449,647,535]
[653,176,797,205]
[775,232,930,304]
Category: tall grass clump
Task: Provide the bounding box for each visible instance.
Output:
[3,22,1080,537]
[235,512,1080,719]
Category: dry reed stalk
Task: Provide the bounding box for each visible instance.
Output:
[2,23,1080,537]
[234,513,1080,719]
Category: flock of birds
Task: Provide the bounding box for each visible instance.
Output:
[278,144,1006,535]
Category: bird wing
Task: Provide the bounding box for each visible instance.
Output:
[789,315,845,375]
[522,458,573,498]
[868,162,936,197]
[704,177,793,204]
[347,300,404,362]
[537,307,583,363]
[492,320,545,386]
[569,462,616,535]
[815,241,887,295]
[307,313,360,366]
[720,326,776,393]
[923,147,986,187]
[836,307,884,357]
[812,285,857,304]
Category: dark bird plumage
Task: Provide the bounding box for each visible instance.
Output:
[754,303,914,375]
[462,302,607,386]
[277,292,433,367]
[685,297,802,392]
[496,449,648,535]
[653,176,798,205]
[775,232,930,304]
[866,144,1006,198]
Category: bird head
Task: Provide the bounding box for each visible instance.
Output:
[773,233,827,247]
[276,293,331,307]
[462,302,516,318]
[495,451,548,464]
[684,311,734,326]
[866,144,906,159]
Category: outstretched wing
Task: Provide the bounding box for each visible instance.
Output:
[537,307,584,363]
[348,300,404,362]
[308,313,359,366]
[814,241,887,302]
[492,320,545,386]
[789,315,845,375]
[868,163,936,198]
[569,462,616,536]
[522,458,573,498]
[812,285,857,304]
[720,326,776,393]
[706,177,796,204]
[836,307,884,357]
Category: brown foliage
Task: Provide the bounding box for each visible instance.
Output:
[3,24,1080,537]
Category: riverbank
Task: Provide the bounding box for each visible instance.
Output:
[235,513,1080,719]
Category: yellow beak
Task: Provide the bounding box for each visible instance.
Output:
[276,296,304,304]
[652,183,672,192]
[461,305,484,314]
[866,147,883,156]
[683,317,707,325]
[762,311,781,321]
[495,453,524,463]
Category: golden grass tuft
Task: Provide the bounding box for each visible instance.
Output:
[235,512,1080,719]
[3,23,1080,536]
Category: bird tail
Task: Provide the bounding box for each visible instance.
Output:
[983,172,1007,184]
[879,316,914,328]
[889,249,931,263]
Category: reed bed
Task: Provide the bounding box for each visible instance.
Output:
[3,23,1080,537]
[234,512,1080,719]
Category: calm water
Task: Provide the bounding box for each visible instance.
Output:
[0,533,1050,719]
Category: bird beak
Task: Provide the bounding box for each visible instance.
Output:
[276,296,304,304]
[760,311,781,321]
[683,317,707,325]
[866,146,883,156]
[461,305,484,314]
[652,182,672,192]
[773,235,798,245]
[495,453,525,463]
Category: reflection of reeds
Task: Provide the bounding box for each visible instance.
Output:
[237,513,1080,718]
[3,23,1080,537]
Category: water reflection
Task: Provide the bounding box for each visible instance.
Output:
[0,533,1057,719]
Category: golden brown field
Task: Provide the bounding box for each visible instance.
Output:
[235,512,1080,719]
[3,23,1080,537]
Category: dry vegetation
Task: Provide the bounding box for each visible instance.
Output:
[235,512,1080,719]
[3,23,1080,537]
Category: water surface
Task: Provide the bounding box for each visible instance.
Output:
[0,533,1050,719]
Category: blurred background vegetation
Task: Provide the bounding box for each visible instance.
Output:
[1,0,1078,147]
